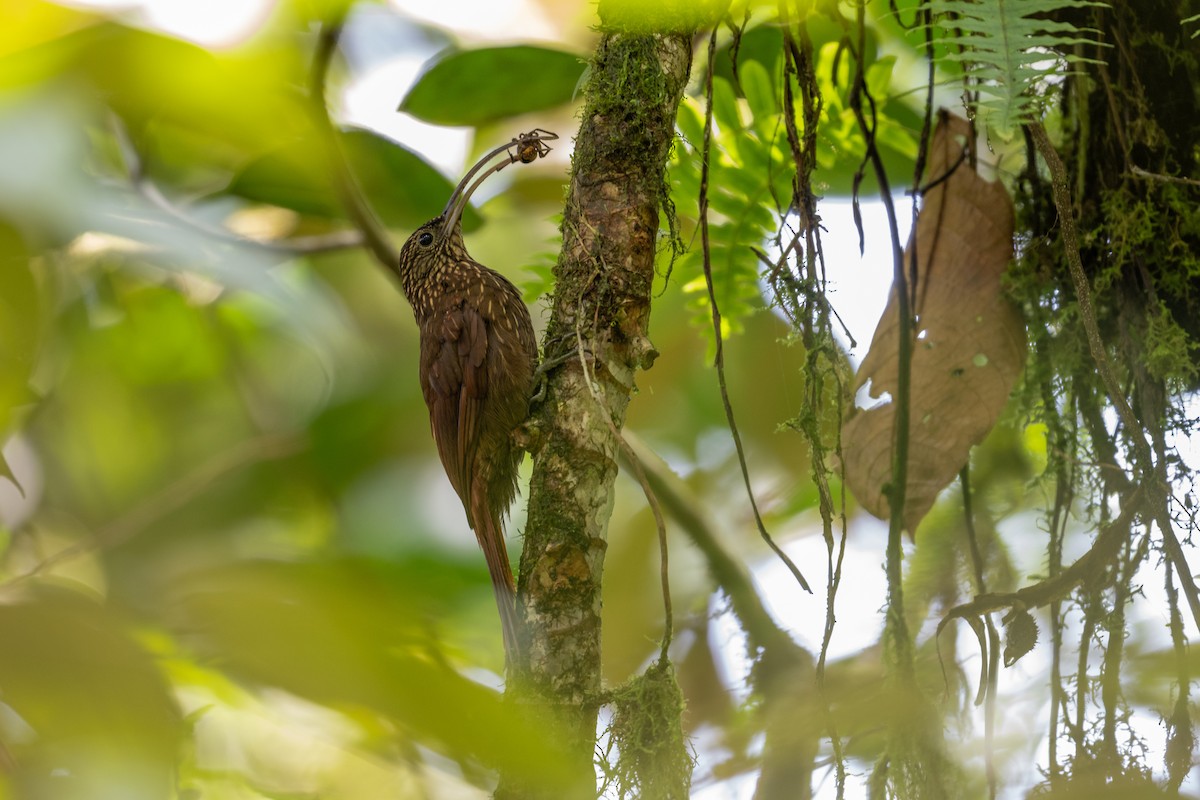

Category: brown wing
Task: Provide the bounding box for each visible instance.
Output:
[419,297,489,526]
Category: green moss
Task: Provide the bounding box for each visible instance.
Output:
[1145,302,1199,386]
[571,31,689,182]
[600,660,694,800]
[1093,189,1157,293]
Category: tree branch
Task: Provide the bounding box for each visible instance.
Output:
[579,349,674,665]
[618,431,795,655]
[938,484,1146,625]
[310,17,401,276]
[617,430,817,800]
[504,19,693,799]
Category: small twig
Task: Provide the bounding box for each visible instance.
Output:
[778,7,848,792]
[2,433,306,594]
[1100,531,1145,761]
[1128,165,1200,188]
[938,484,1145,626]
[310,17,402,277]
[1072,610,1094,755]
[1045,421,1076,780]
[750,245,857,349]
[841,0,915,678]
[699,27,810,594]
[1029,122,1144,463]
[1164,560,1194,791]
[912,145,967,197]
[110,113,366,255]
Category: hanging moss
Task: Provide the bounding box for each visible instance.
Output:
[600,659,695,800]
[1144,301,1200,387]
[1002,2,1200,789]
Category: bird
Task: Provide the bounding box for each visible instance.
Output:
[394,130,555,667]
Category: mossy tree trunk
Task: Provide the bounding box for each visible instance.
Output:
[498,12,693,800]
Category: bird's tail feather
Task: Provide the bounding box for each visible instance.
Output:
[471,490,521,667]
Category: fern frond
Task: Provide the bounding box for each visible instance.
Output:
[670,75,789,348]
[922,0,1107,136]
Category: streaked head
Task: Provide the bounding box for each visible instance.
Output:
[397,213,465,293]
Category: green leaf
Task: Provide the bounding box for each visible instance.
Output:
[227,127,480,230]
[712,24,783,92]
[401,46,585,126]
[740,59,777,125]
[668,85,791,347]
[0,2,102,88]
[16,22,309,162]
[598,0,724,32]
[865,55,898,102]
[710,16,845,101]
[710,76,743,136]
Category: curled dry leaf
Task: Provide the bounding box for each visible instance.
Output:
[841,112,1025,533]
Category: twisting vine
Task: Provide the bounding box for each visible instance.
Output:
[1043,386,1077,786]
[839,0,980,795]
[775,1,849,794]
[841,5,915,672]
[698,26,812,595]
[1164,560,1194,792]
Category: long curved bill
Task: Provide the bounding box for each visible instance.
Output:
[440,128,558,238]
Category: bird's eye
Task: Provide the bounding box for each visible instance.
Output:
[418,232,433,247]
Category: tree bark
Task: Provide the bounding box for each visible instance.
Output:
[499,18,693,800]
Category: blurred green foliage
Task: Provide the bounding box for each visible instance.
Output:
[0,0,1190,798]
[0,224,36,488]
[0,1,597,795]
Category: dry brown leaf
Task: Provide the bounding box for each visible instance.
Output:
[841,111,1025,533]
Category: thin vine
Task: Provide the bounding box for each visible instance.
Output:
[698,26,812,595]
[776,1,850,794]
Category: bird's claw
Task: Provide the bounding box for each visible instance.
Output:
[529,347,595,407]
